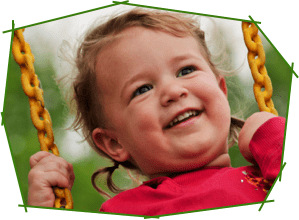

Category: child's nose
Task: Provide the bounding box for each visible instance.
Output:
[160,82,188,107]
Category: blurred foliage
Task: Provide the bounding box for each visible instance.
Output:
[3,17,291,213]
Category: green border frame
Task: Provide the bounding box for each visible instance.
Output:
[0,0,299,219]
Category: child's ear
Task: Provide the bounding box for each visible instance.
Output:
[218,76,227,97]
[92,128,130,162]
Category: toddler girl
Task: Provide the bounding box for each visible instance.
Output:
[28,8,285,216]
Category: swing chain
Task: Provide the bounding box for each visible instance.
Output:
[12,29,73,209]
[242,22,278,116]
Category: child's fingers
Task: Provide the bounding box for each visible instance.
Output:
[28,151,75,207]
[29,165,74,196]
[28,171,72,207]
[29,151,52,168]
[29,151,75,189]
[43,158,75,190]
[45,171,71,189]
[38,158,73,184]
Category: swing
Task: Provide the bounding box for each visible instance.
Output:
[10,19,277,210]
[12,29,73,209]
[242,22,278,116]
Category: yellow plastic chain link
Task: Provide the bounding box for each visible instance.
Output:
[242,22,278,116]
[12,29,73,209]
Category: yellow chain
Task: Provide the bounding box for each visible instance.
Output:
[242,22,278,116]
[12,29,73,209]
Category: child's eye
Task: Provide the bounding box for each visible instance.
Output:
[177,66,196,77]
[132,84,153,98]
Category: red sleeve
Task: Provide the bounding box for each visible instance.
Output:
[249,116,285,181]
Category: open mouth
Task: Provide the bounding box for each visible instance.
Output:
[165,110,203,129]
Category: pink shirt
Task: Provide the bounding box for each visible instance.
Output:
[100,117,285,216]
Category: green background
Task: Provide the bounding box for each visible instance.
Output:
[0,1,298,219]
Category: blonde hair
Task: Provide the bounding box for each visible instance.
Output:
[70,7,244,198]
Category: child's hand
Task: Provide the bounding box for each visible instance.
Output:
[238,112,277,164]
[28,151,75,207]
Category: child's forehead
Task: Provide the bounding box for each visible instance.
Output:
[96,26,201,65]
[94,27,209,90]
[101,26,200,57]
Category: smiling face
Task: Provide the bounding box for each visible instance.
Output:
[92,27,231,177]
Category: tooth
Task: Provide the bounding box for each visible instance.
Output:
[170,111,198,127]
[183,112,189,118]
[178,115,184,121]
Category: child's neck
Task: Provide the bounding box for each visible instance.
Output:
[205,152,231,168]
[148,153,231,179]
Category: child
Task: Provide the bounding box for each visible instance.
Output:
[27,8,285,216]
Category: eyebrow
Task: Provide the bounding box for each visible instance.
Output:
[121,71,148,99]
[169,53,203,65]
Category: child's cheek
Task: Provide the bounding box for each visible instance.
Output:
[133,106,158,131]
